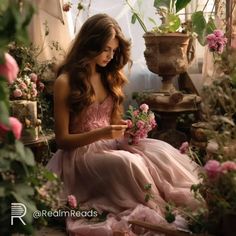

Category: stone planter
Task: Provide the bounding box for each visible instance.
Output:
[10,100,39,142]
[143,32,194,93]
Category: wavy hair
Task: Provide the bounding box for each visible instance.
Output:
[57,13,131,123]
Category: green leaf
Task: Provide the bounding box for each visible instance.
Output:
[0,156,11,171]
[154,0,171,9]
[206,17,216,35]
[144,183,152,190]
[0,100,9,125]
[148,17,157,27]
[131,14,137,24]
[15,140,35,166]
[0,0,9,12]
[175,0,191,13]
[191,11,207,45]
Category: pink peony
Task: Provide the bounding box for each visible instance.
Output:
[0,53,19,84]
[220,161,236,173]
[179,141,189,154]
[204,160,221,178]
[67,195,77,208]
[140,103,149,113]
[0,117,22,140]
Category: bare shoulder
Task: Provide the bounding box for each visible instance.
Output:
[54,74,70,95]
[54,74,69,89]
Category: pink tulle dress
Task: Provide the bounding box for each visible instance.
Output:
[47,96,200,236]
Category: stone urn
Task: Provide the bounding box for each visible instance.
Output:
[143,32,194,94]
[10,100,41,142]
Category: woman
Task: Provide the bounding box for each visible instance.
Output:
[47,13,200,235]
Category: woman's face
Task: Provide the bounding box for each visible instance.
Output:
[93,35,119,67]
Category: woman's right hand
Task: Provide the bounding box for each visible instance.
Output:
[99,125,127,139]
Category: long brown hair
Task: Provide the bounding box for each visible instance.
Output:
[57,13,131,122]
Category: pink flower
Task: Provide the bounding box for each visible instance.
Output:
[63,2,72,12]
[179,141,189,154]
[31,88,38,97]
[136,120,145,129]
[220,161,236,173]
[140,103,149,113]
[0,117,22,140]
[19,82,27,90]
[214,29,224,37]
[38,81,45,92]
[0,53,19,84]
[13,89,22,98]
[29,73,38,82]
[206,30,227,54]
[133,110,139,116]
[126,119,133,128]
[67,195,77,208]
[204,160,221,178]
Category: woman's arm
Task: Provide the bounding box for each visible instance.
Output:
[54,74,127,150]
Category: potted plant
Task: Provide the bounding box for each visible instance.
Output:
[125,0,216,94]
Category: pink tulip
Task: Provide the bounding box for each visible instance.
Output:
[67,195,77,208]
[0,117,22,140]
[0,53,19,84]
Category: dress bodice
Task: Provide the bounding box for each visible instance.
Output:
[69,96,113,134]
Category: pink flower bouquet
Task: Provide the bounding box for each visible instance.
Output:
[9,73,44,101]
[125,103,157,145]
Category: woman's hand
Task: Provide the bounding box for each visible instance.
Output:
[99,125,127,139]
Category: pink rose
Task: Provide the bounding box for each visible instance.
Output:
[0,53,19,84]
[13,89,23,98]
[67,195,77,208]
[19,82,27,90]
[31,88,38,97]
[140,103,149,113]
[136,120,145,129]
[0,117,22,140]
[29,73,38,83]
[220,161,236,173]
[179,141,189,154]
[204,160,221,178]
